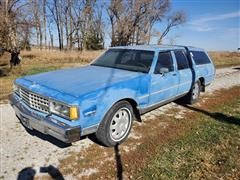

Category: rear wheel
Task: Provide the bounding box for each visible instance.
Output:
[95,101,134,147]
[182,80,201,104]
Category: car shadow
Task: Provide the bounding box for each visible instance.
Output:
[16,115,89,148]
[88,135,124,179]
[25,127,72,148]
[233,67,240,71]
[17,165,64,180]
[179,104,240,126]
[114,144,123,180]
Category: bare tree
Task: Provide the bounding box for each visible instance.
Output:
[0,0,23,49]
[43,0,47,49]
[135,0,171,45]
[63,0,75,50]
[107,0,170,46]
[47,19,54,50]
[0,0,33,69]
[1,0,186,53]
[66,0,104,50]
[32,0,43,49]
[47,0,64,50]
[157,11,186,44]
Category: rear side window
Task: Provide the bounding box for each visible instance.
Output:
[174,50,189,70]
[191,51,211,65]
[154,51,174,73]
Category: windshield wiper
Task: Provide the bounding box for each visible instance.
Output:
[91,64,147,73]
[91,64,113,68]
[114,66,147,73]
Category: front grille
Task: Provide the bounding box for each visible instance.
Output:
[19,88,49,113]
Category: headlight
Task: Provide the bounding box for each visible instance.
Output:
[49,101,79,120]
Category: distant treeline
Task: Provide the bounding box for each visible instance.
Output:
[0,0,186,51]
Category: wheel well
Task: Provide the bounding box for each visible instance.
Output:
[199,77,205,92]
[118,98,141,122]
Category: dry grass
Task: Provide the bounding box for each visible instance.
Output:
[209,51,240,68]
[20,49,103,64]
[0,49,103,101]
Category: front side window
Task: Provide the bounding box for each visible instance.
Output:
[91,49,154,73]
[191,51,211,65]
[154,51,174,74]
[175,50,189,70]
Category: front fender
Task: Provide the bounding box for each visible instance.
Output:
[77,74,150,131]
[78,87,140,129]
[98,87,138,117]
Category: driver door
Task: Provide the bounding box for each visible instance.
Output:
[149,51,179,105]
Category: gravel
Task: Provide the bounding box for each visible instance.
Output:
[0,66,239,179]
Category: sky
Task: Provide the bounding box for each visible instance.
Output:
[156,0,240,51]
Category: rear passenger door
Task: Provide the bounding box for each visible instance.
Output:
[149,51,179,105]
[174,50,193,95]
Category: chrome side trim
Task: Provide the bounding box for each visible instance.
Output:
[138,94,149,99]
[139,92,188,114]
[138,81,191,99]
[151,83,177,96]
[84,110,97,117]
[195,64,211,67]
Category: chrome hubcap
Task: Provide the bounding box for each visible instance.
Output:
[192,83,199,100]
[110,108,131,141]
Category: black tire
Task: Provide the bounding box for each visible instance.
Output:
[182,80,201,104]
[95,101,134,147]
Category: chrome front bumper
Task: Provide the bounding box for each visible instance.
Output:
[10,94,81,143]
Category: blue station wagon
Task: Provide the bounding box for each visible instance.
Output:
[10,45,215,147]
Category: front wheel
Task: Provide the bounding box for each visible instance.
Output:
[95,101,134,147]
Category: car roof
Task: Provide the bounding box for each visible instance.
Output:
[109,45,205,52]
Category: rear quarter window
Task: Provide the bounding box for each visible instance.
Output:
[191,51,211,65]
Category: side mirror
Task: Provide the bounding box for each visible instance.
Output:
[159,67,169,75]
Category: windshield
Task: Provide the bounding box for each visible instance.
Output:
[91,49,155,73]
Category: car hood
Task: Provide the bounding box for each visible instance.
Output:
[22,65,144,97]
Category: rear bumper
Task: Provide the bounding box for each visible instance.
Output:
[10,93,81,143]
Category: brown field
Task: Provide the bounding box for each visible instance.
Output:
[208,51,240,68]
[0,49,239,102]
